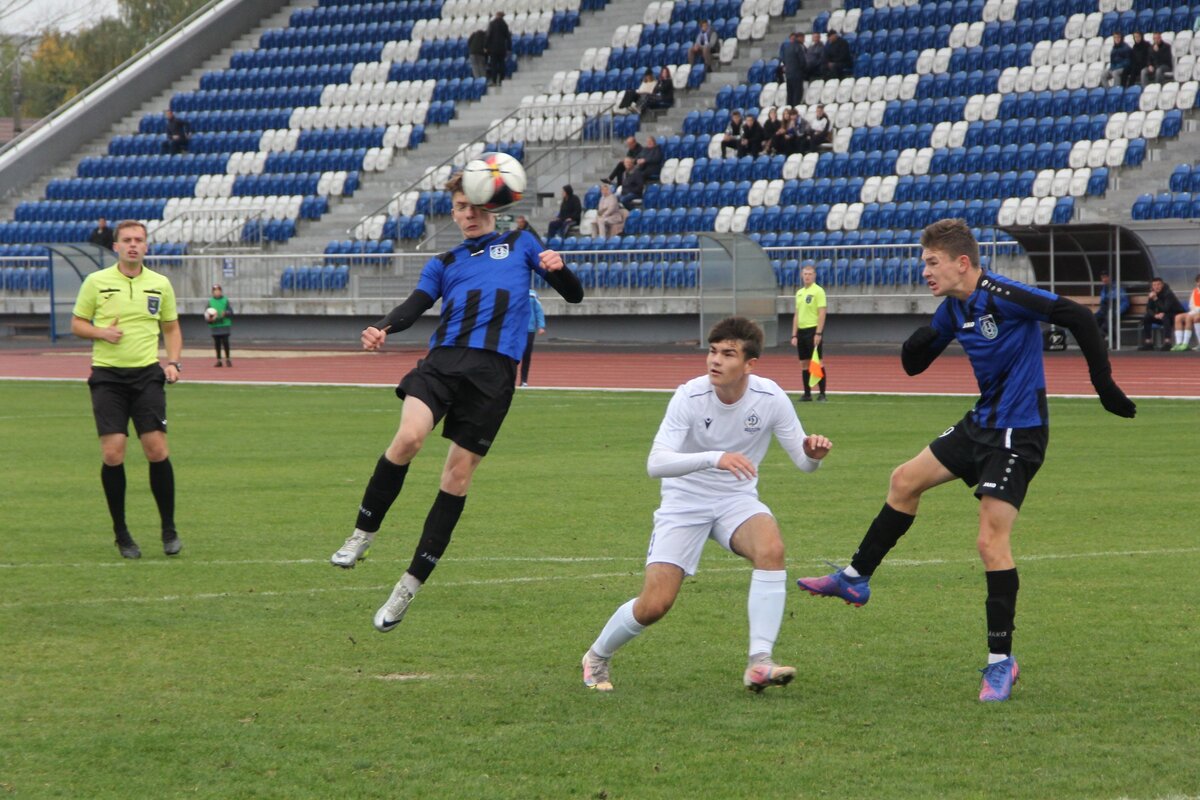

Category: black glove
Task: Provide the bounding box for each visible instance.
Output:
[1094,377,1136,418]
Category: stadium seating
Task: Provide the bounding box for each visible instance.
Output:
[1133,162,1200,219]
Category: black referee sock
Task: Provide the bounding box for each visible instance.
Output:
[354,454,410,533]
[101,463,129,541]
[148,458,176,533]
[802,370,811,396]
[406,490,467,583]
[849,503,916,576]
[818,369,827,396]
[985,568,1019,656]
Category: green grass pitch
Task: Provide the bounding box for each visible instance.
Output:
[1,380,1196,799]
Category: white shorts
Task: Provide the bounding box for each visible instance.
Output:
[646,494,773,576]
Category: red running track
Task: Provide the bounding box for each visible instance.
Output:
[1,343,1196,398]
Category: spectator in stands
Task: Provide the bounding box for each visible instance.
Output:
[638,135,664,181]
[637,67,675,114]
[770,107,806,155]
[1139,276,1185,350]
[1127,32,1151,87]
[514,215,542,244]
[822,30,853,79]
[164,110,189,155]
[1170,273,1200,351]
[547,185,582,238]
[782,32,808,107]
[720,109,744,158]
[206,283,233,367]
[89,218,114,251]
[617,70,656,113]
[596,182,626,238]
[806,104,832,150]
[618,159,646,210]
[468,28,488,80]
[738,113,765,157]
[688,19,720,72]
[1094,270,1130,340]
[1141,32,1174,85]
[605,136,642,184]
[519,289,546,387]
[805,32,824,81]
[1105,32,1132,88]
[485,11,512,87]
[761,107,782,148]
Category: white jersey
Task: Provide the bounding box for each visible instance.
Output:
[647,374,819,506]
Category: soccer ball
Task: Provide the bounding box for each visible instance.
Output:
[461,152,526,211]
[204,307,218,322]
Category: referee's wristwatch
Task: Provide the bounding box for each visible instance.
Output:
[168,361,182,371]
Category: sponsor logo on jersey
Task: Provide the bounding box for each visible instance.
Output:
[982,481,998,489]
[979,314,998,339]
[146,295,161,315]
[489,244,510,260]
[704,417,712,428]
[744,411,761,432]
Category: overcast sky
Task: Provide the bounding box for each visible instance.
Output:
[0,0,121,35]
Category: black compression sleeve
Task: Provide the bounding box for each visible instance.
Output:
[1047,296,1111,381]
[373,290,435,332]
[900,325,948,376]
[545,266,585,303]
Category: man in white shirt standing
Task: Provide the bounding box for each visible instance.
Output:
[581,316,833,692]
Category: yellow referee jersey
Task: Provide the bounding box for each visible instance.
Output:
[72,265,178,368]
[794,283,827,330]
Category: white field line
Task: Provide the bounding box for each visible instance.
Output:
[2,547,1199,610]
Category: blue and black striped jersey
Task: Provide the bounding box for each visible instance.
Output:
[929,271,1059,429]
[415,230,546,362]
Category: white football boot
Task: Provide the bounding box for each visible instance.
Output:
[374,580,416,632]
[330,530,375,568]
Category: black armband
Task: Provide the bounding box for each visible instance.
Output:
[373,290,435,332]
[545,266,585,303]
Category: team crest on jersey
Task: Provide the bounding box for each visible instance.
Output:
[146,295,160,315]
[978,314,998,339]
[744,411,761,432]
[489,244,510,260]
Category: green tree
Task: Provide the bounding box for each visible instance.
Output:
[118,0,209,40]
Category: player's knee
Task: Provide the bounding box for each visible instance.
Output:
[388,431,425,462]
[752,537,786,569]
[634,595,673,625]
[888,464,919,499]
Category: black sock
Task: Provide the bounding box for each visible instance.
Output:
[101,463,129,540]
[849,503,916,576]
[148,458,176,533]
[802,369,811,395]
[214,340,222,359]
[406,490,467,583]
[818,370,827,395]
[354,454,409,533]
[985,568,1019,656]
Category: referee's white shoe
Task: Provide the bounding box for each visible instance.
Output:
[330,530,374,568]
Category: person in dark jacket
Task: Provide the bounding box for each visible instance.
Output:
[485,12,511,86]
[468,29,488,80]
[605,136,643,184]
[641,66,675,112]
[547,185,582,238]
[783,32,808,106]
[88,218,114,250]
[805,32,825,79]
[164,110,189,154]
[637,135,664,181]
[1140,277,1186,350]
[1141,31,1174,85]
[720,110,744,158]
[738,114,765,157]
[618,160,646,210]
[822,31,853,79]
[1105,32,1132,87]
[1127,31,1150,87]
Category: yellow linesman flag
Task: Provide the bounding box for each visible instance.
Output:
[808,351,824,387]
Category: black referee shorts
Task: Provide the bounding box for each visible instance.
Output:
[795,327,822,361]
[928,412,1048,511]
[88,365,168,437]
[396,347,517,457]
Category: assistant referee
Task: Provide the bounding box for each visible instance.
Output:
[71,220,183,559]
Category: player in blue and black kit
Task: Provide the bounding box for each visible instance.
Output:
[797,219,1136,701]
[330,171,584,632]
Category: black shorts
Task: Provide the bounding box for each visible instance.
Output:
[88,365,168,437]
[928,412,1048,510]
[396,347,517,456]
[795,327,822,361]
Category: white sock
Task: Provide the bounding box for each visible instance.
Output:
[591,598,645,658]
[1175,330,1185,345]
[1184,328,1194,345]
[842,564,862,579]
[987,652,1009,665]
[400,572,422,595]
[1193,323,1200,343]
[748,569,788,658]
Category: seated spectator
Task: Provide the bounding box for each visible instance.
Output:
[88,217,113,250]
[1127,32,1150,87]
[640,66,675,112]
[617,70,656,113]
[1170,273,1200,351]
[720,110,744,158]
[164,110,189,154]
[1139,276,1185,350]
[806,104,832,150]
[737,113,765,157]
[617,160,646,210]
[1141,31,1173,85]
[546,185,582,238]
[605,136,643,184]
[514,215,543,244]
[1094,270,1131,340]
[637,135,664,181]
[822,30,853,79]
[596,182,627,238]
[687,19,720,72]
[1105,32,1132,88]
[770,107,807,155]
[761,107,782,146]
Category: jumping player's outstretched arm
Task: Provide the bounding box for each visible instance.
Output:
[1047,296,1137,418]
[372,290,436,334]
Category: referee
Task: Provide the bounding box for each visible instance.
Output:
[71,220,183,559]
[790,263,827,401]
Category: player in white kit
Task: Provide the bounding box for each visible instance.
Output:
[581,316,833,692]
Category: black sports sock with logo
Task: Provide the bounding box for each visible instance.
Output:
[849,503,916,576]
[148,458,176,532]
[354,455,409,532]
[985,568,1019,656]
[406,491,466,582]
[101,463,129,540]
